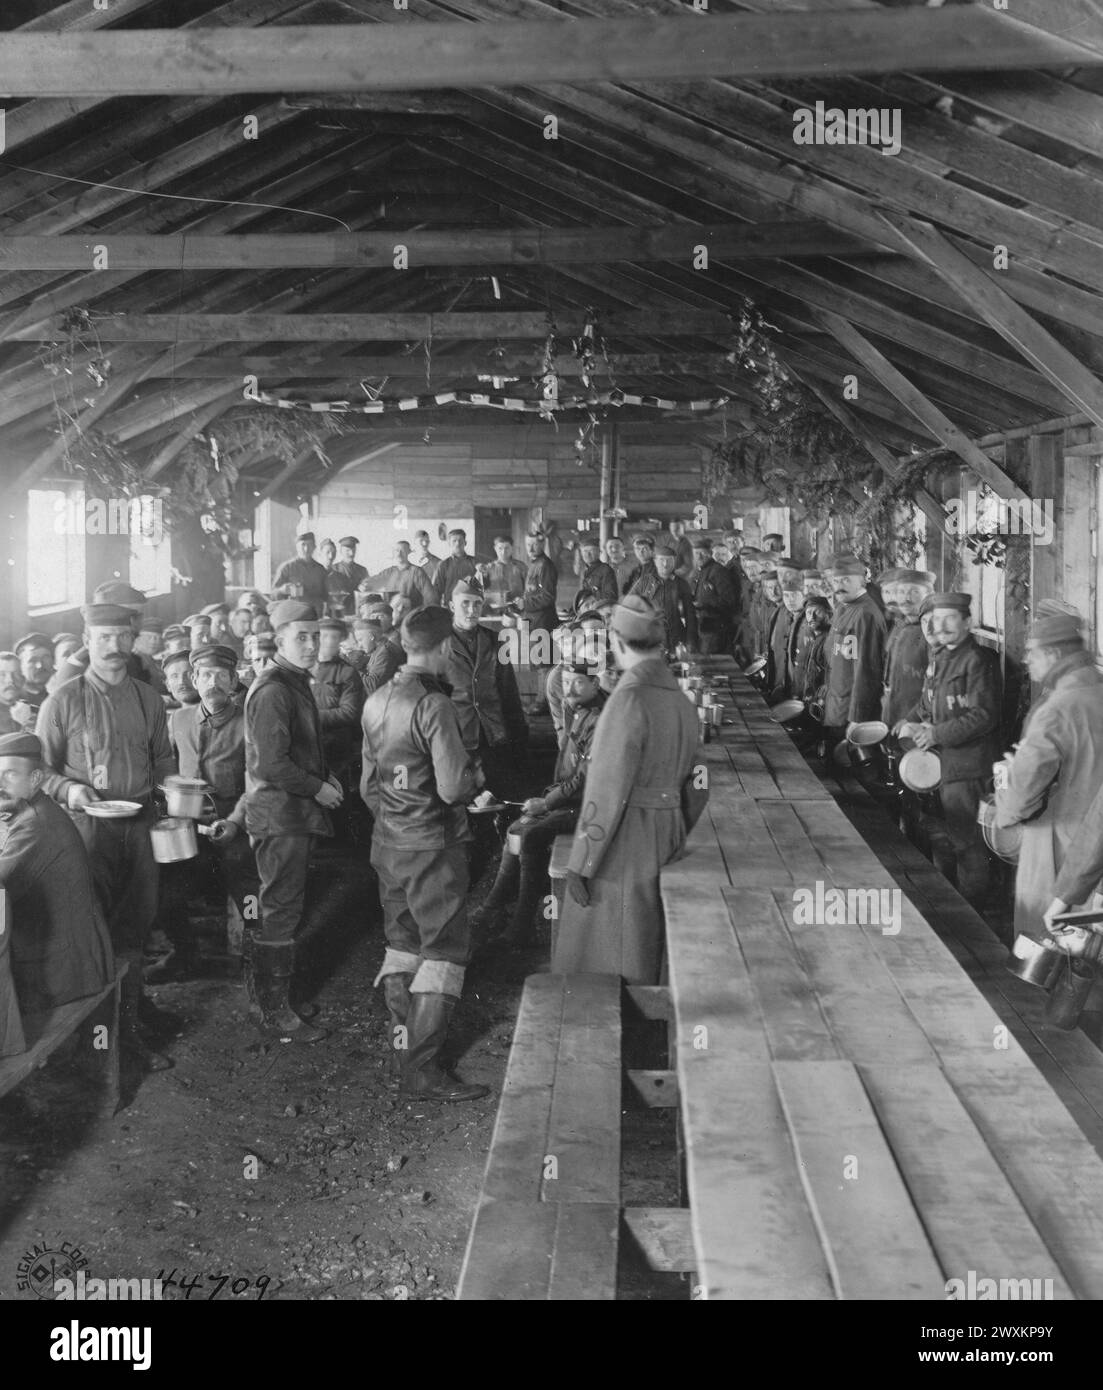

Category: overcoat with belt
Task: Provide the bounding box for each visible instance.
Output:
[994,652,1103,934]
[553,657,699,984]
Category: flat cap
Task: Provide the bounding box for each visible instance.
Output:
[451,579,484,599]
[1029,610,1082,644]
[567,657,601,677]
[298,531,316,544]
[52,631,81,646]
[92,580,147,609]
[159,647,192,672]
[0,731,42,759]
[189,643,239,671]
[161,624,187,642]
[14,631,53,653]
[609,595,663,644]
[821,553,866,576]
[653,544,676,558]
[338,536,359,547]
[236,591,267,610]
[931,591,972,614]
[137,617,164,634]
[877,568,904,586]
[318,617,348,634]
[200,602,229,618]
[82,603,137,626]
[183,612,212,628]
[269,599,318,629]
[896,569,937,588]
[632,533,656,549]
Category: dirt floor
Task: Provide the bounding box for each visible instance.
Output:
[0,722,683,1303]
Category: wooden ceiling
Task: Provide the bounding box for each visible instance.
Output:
[1,0,1102,503]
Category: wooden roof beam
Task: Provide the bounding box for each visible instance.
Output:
[880,212,1103,433]
[143,390,242,480]
[0,12,1098,98]
[0,224,872,270]
[814,309,1030,503]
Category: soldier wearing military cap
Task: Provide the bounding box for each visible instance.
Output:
[361,606,488,1102]
[476,654,609,951]
[622,532,658,597]
[688,535,738,655]
[361,540,441,612]
[159,646,199,710]
[553,597,705,984]
[183,612,213,651]
[602,535,636,596]
[0,731,113,1051]
[326,536,367,616]
[822,554,888,746]
[0,651,33,736]
[629,544,698,652]
[14,632,54,715]
[881,569,937,728]
[311,616,366,792]
[572,533,618,614]
[897,592,1002,907]
[735,546,765,665]
[362,613,408,698]
[986,609,1103,940]
[756,568,783,677]
[431,529,487,604]
[152,645,259,983]
[35,601,177,1070]
[242,599,342,1042]
[272,531,330,611]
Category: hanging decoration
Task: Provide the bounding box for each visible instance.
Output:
[248,386,729,416]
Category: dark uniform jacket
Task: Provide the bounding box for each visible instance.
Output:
[518,553,559,636]
[363,635,407,698]
[329,559,367,612]
[170,696,248,825]
[622,559,657,597]
[798,631,829,709]
[243,656,331,837]
[908,635,1002,784]
[0,790,113,1013]
[629,572,699,650]
[483,558,527,610]
[544,694,607,812]
[360,667,479,850]
[432,554,481,602]
[574,560,619,612]
[824,590,887,727]
[882,620,929,728]
[272,555,329,610]
[447,624,527,753]
[689,559,737,638]
[362,563,439,609]
[312,655,366,770]
[767,606,795,701]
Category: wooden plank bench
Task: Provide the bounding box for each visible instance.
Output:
[547,834,573,960]
[0,963,127,1120]
[457,972,621,1300]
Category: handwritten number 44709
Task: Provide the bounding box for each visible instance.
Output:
[157,1269,271,1300]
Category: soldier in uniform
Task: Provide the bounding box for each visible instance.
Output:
[363,619,407,698]
[272,531,329,611]
[0,652,33,735]
[482,535,527,613]
[361,540,441,610]
[631,544,697,652]
[511,529,559,669]
[432,529,484,602]
[881,568,936,728]
[603,535,636,595]
[411,530,442,571]
[153,644,259,982]
[361,606,488,1103]
[14,633,54,717]
[553,596,703,984]
[573,534,619,613]
[897,592,1002,907]
[822,554,888,746]
[688,535,737,655]
[36,601,177,1070]
[623,532,658,596]
[242,599,343,1042]
[993,609,1103,937]
[311,617,366,788]
[329,536,367,615]
[735,547,765,665]
[755,567,782,668]
[768,583,807,703]
[476,655,608,949]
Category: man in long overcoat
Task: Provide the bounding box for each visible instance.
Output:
[995,610,1103,935]
[553,596,702,984]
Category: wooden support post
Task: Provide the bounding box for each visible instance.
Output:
[143,390,240,480]
[813,309,1031,503]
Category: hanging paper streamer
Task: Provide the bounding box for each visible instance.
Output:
[250,387,729,416]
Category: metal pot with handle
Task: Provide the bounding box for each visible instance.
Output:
[160,776,215,820]
[150,817,199,863]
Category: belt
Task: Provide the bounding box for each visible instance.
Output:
[626,786,681,809]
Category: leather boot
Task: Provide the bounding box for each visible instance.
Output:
[382,971,414,1082]
[499,853,546,948]
[119,955,174,1072]
[400,992,489,1102]
[470,852,521,935]
[244,940,327,1043]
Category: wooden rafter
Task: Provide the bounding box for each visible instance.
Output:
[0,12,1098,99]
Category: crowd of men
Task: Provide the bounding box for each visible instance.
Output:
[3,516,1098,1103]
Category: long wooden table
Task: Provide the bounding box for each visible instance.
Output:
[661,658,1103,1300]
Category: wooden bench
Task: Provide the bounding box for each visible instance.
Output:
[457,972,622,1299]
[547,834,573,958]
[0,963,128,1120]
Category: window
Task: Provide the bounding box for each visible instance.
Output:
[27,488,85,612]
